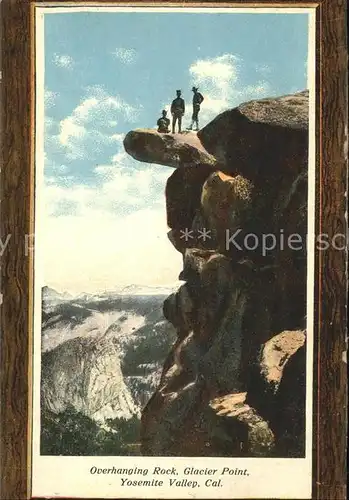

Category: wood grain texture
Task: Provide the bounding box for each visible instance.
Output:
[314,1,348,499]
[0,1,347,499]
[0,1,33,499]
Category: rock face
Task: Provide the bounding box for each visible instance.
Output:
[42,334,137,421]
[198,90,308,184]
[124,90,309,457]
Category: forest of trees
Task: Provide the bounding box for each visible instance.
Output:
[41,406,140,456]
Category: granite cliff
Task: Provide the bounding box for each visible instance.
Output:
[124,90,308,457]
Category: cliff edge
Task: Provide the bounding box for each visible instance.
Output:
[124,90,308,457]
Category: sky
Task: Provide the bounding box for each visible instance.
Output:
[41,9,309,294]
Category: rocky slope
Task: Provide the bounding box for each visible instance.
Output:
[41,286,177,422]
[123,90,308,457]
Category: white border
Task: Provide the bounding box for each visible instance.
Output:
[305,7,316,467]
[32,6,316,499]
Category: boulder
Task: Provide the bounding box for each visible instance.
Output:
[198,90,309,185]
[238,91,309,129]
[124,129,217,169]
[246,330,306,457]
[259,329,306,392]
[201,172,254,252]
[209,393,275,457]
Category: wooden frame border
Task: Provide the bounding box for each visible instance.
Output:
[0,1,347,499]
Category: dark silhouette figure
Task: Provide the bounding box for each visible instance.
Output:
[171,90,185,133]
[188,86,204,131]
[157,110,170,133]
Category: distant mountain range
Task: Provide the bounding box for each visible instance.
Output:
[41,285,178,423]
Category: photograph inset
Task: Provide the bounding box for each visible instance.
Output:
[39,10,309,458]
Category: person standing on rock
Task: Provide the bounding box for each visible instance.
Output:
[171,90,185,134]
[157,109,170,133]
[188,86,204,131]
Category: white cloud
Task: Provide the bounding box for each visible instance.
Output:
[110,132,125,142]
[42,206,182,294]
[191,54,240,91]
[59,118,86,147]
[112,47,138,65]
[41,156,181,293]
[189,54,273,125]
[45,89,59,109]
[53,53,74,69]
[56,86,141,160]
[93,153,169,206]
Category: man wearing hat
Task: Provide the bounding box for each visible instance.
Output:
[170,90,185,134]
[157,109,170,133]
[188,86,204,131]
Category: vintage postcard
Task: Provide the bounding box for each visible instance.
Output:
[0,1,346,499]
[28,5,319,499]
[17,2,333,499]
[30,4,317,499]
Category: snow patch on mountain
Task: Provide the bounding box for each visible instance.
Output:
[42,310,132,352]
